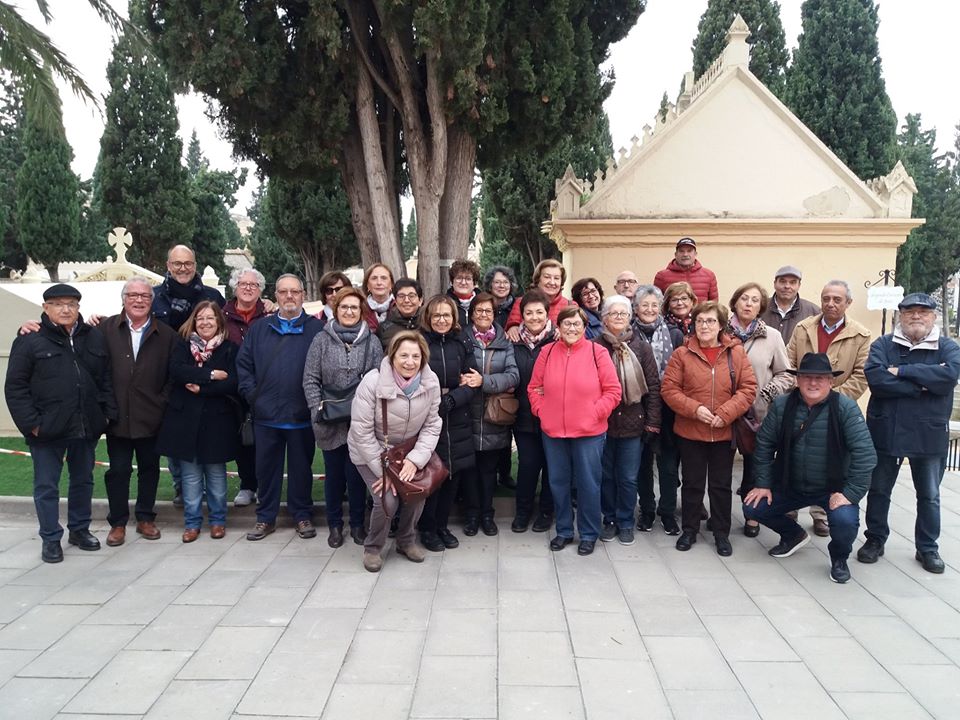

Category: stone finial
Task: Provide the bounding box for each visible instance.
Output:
[723,14,751,68]
[868,160,919,218]
[107,227,133,265]
[554,164,585,219]
[201,265,221,288]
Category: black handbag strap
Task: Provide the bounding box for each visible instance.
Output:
[726,348,738,391]
[380,398,390,502]
[248,335,290,416]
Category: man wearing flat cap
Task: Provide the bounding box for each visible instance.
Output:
[859,293,960,574]
[653,237,719,302]
[743,352,877,584]
[760,265,819,343]
[4,284,117,563]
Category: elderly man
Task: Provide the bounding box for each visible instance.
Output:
[743,353,877,584]
[378,278,423,350]
[653,237,718,302]
[858,293,960,574]
[787,280,871,536]
[613,271,640,301]
[100,278,179,546]
[5,285,117,563]
[237,274,323,541]
[760,265,820,342]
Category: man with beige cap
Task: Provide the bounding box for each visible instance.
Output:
[760,265,819,343]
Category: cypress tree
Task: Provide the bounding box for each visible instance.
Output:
[0,77,26,272]
[691,0,789,96]
[784,0,897,179]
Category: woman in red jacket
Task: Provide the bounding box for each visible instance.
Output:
[528,306,621,555]
[504,259,575,341]
[661,301,757,557]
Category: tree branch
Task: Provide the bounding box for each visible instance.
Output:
[343,1,401,112]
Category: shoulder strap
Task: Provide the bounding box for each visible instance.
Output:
[380,397,389,443]
[248,334,289,414]
[483,346,493,375]
[726,347,738,390]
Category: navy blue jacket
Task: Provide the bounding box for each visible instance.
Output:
[865,332,960,457]
[152,274,225,332]
[236,312,323,424]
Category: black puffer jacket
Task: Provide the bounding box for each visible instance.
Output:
[423,329,478,473]
[512,334,554,434]
[5,314,116,444]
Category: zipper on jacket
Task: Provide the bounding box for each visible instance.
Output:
[69,333,87,438]
[440,337,454,456]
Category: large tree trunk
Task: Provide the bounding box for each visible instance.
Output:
[340,131,381,270]
[438,125,477,268]
[44,264,60,282]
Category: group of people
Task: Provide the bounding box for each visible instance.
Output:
[5,238,958,583]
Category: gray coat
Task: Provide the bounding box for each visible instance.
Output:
[303,322,383,450]
[467,325,520,452]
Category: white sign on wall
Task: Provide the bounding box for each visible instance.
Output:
[866,285,905,311]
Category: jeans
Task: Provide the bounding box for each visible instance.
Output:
[180,460,227,529]
[322,443,367,529]
[357,464,425,554]
[602,436,643,529]
[638,418,679,518]
[865,454,946,553]
[742,487,860,560]
[105,435,160,526]
[463,449,500,521]
[31,439,96,542]
[677,438,735,535]
[514,430,552,519]
[542,433,605,542]
[254,424,316,524]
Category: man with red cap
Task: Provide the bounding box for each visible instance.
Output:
[653,237,719,302]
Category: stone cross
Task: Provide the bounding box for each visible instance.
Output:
[107,227,133,264]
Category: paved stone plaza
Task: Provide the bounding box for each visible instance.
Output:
[0,465,958,719]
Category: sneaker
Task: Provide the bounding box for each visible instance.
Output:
[420,531,445,552]
[636,513,655,532]
[661,515,681,536]
[768,531,810,558]
[234,489,256,507]
[531,513,553,533]
[830,557,851,583]
[246,521,276,541]
[916,550,946,574]
[856,538,884,564]
[600,522,617,542]
[296,520,317,539]
[617,528,635,546]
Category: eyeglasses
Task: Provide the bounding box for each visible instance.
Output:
[168,261,195,270]
[396,292,420,302]
[695,317,719,326]
[473,308,494,316]
[339,305,361,313]
[901,307,933,316]
[616,279,638,286]
[277,289,303,297]
[560,320,584,330]
[581,288,600,297]
[606,311,630,319]
[46,301,79,310]
[123,292,152,301]
[431,313,453,321]
[323,285,345,296]
[236,282,260,290]
[491,279,511,286]
[453,275,474,283]
[670,296,692,304]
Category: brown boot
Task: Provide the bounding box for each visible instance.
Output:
[136,521,161,540]
[106,526,126,547]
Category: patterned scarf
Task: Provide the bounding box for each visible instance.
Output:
[473,326,496,346]
[665,311,693,336]
[189,331,225,366]
[727,315,767,344]
[392,369,421,397]
[635,317,675,376]
[600,328,647,405]
[519,320,553,350]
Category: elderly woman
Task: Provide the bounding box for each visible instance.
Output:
[361,263,395,331]
[157,301,239,542]
[632,285,685,534]
[511,290,555,532]
[316,271,352,327]
[446,259,481,328]
[378,279,424,351]
[223,268,271,508]
[663,281,698,336]
[504,259,575,341]
[417,294,478,551]
[463,292,520,536]
[594,295,662,545]
[572,277,605,340]
[484,265,519,330]
[727,282,793,536]
[661,301,757,556]
[303,287,383,548]
[348,331,442,572]
[529,306,621,555]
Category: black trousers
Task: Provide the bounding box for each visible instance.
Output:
[676,437,734,535]
[463,449,501,521]
[105,435,160,526]
[514,430,553,518]
[235,442,258,493]
[418,469,462,534]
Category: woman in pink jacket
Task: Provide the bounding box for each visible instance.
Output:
[528,306,621,555]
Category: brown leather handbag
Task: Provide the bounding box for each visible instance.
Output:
[379,399,448,501]
[727,351,760,455]
[481,349,519,425]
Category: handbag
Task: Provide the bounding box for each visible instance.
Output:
[379,399,448,501]
[316,335,371,424]
[481,349,519,426]
[239,335,289,446]
[727,350,759,455]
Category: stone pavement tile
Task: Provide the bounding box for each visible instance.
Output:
[0,677,86,720]
[0,568,25,585]
[211,540,283,572]
[789,637,901,692]
[11,555,106,587]
[273,607,362,656]
[237,651,339,717]
[411,655,497,718]
[19,624,141,678]
[498,685,582,720]
[664,689,760,720]
[752,594,849,639]
[360,589,433,631]
[219,585,308,627]
[659,544,732,580]
[177,626,283,680]
[339,629,425,684]
[372,553,440,591]
[0,648,39,686]
[0,604,95,650]
[724,560,807,596]
[566,610,648,660]
[0,583,56,623]
[252,556,326,589]
[438,538,499,572]
[799,575,897,617]
[320,682,413,720]
[172,569,260,606]
[702,615,798,662]
[424,608,496,656]
[606,534,671,563]
[839,615,950,665]
[878,594,960,639]
[830,691,934,720]
[930,637,960,665]
[499,530,553,559]
[314,544,367,573]
[577,658,671,719]
[301,570,379,609]
[127,604,230,652]
[0,527,33,552]
[682,575,762,616]
[555,562,629,613]
[435,571,497,609]
[499,631,577,686]
[97,538,174,572]
[887,663,960,720]
[853,559,931,599]
[731,661,846,720]
[626,595,708,637]
[83,584,182,625]
[144,679,247,720]
[0,539,44,570]
[138,553,217,586]
[498,589,566,633]
[645,636,740,690]
[612,560,685,597]
[498,555,558,591]
[44,568,144,606]
[53,714,142,720]
[64,650,191,715]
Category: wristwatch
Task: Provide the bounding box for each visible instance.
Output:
[210,370,216,380]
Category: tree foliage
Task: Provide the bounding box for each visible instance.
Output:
[246,181,298,295]
[784,0,897,180]
[691,0,789,96]
[402,209,418,262]
[0,74,26,273]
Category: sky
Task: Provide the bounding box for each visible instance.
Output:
[17,0,960,216]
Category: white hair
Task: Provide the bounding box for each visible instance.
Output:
[601,294,633,317]
[121,276,154,300]
[824,279,853,301]
[229,267,266,291]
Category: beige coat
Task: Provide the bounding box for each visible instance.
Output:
[739,324,794,422]
[787,314,871,400]
[348,357,442,478]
